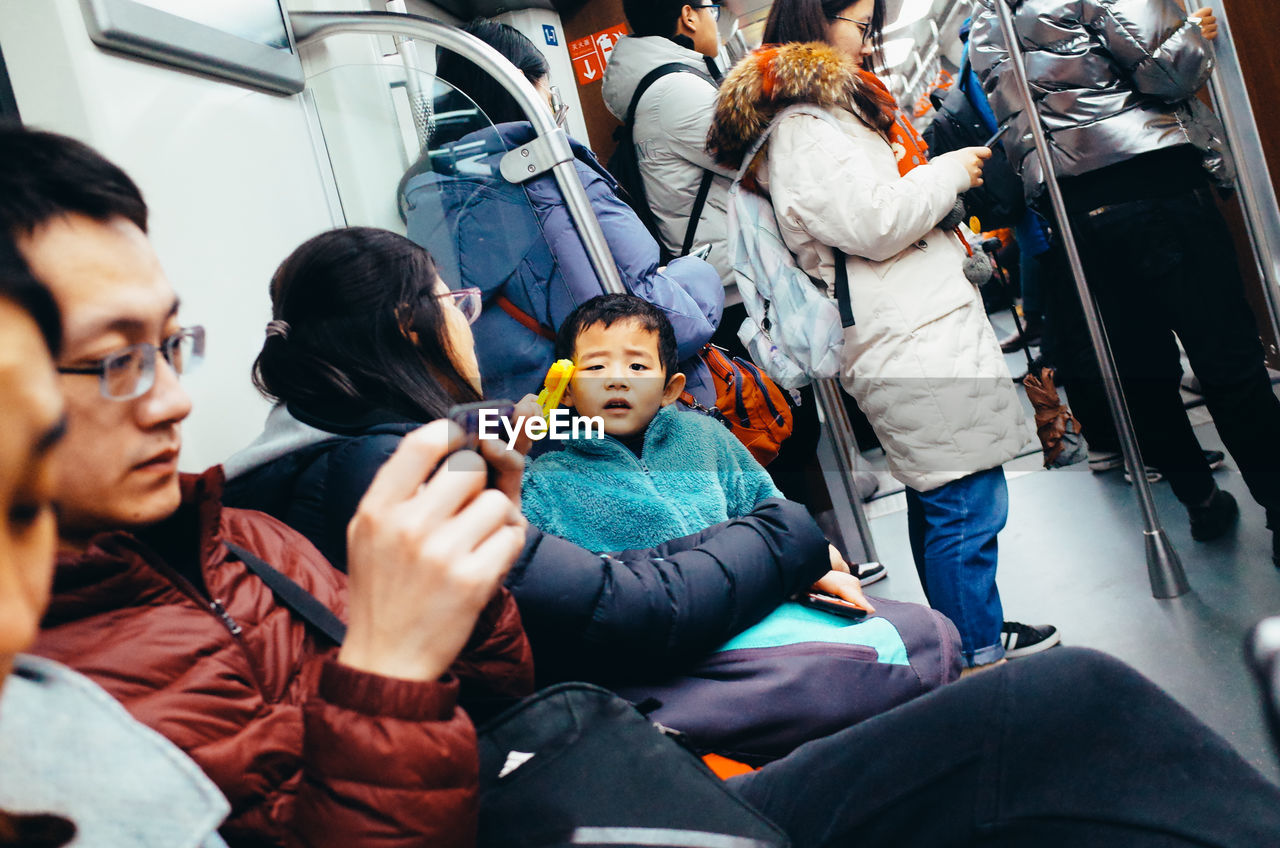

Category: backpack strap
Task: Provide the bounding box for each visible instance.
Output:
[496,294,556,341]
[833,248,855,328]
[625,63,714,130]
[732,105,856,327]
[626,63,717,258]
[681,169,715,257]
[731,104,843,185]
[224,541,347,645]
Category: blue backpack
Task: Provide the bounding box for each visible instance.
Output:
[724,105,854,389]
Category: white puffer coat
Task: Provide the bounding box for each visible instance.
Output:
[713,43,1031,492]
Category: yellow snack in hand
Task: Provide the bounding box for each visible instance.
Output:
[536,359,575,419]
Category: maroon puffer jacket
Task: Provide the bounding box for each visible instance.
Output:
[34,470,534,847]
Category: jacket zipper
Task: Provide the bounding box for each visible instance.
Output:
[210,598,243,637]
[132,541,269,694]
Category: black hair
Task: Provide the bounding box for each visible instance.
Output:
[763,0,887,71]
[436,19,548,126]
[621,0,690,38]
[0,233,62,357]
[555,294,679,380]
[252,227,481,423]
[0,124,148,237]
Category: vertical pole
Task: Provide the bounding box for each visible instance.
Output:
[814,379,880,562]
[991,0,1188,598]
[385,1,432,149]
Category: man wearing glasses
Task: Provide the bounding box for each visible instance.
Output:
[603,2,733,282]
[0,126,537,847]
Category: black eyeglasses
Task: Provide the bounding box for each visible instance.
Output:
[694,3,722,22]
[58,326,206,401]
[831,15,871,33]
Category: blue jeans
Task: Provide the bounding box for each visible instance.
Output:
[905,467,1007,666]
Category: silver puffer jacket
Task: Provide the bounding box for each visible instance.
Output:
[969,0,1233,199]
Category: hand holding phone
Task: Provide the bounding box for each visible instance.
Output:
[341,419,526,682]
[984,120,1010,149]
[799,591,870,621]
[447,400,525,495]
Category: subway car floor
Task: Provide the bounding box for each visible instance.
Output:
[858,315,1280,783]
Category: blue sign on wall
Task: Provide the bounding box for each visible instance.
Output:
[543,24,558,46]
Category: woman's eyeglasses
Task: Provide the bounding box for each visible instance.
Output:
[830,15,871,34]
[437,287,483,325]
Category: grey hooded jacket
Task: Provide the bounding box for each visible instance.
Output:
[969,0,1233,198]
[0,655,229,847]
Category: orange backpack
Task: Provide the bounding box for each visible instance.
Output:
[681,344,794,466]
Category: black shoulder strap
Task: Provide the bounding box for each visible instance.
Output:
[681,169,715,256]
[625,62,713,128]
[833,248,855,328]
[625,63,718,258]
[225,541,347,645]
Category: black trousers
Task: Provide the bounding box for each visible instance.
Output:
[729,648,1280,847]
[1042,188,1280,514]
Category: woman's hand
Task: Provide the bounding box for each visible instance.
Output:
[936,146,992,189]
[339,420,527,682]
[1190,7,1218,40]
[828,543,851,574]
[811,569,875,615]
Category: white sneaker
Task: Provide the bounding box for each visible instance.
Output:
[1000,622,1061,659]
[1087,450,1124,473]
[855,561,887,586]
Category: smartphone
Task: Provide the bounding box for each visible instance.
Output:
[689,243,713,261]
[798,591,870,621]
[446,400,516,484]
[984,121,1011,149]
[448,400,514,450]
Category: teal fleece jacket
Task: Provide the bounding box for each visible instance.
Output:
[522,405,782,552]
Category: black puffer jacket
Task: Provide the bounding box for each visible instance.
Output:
[224,404,831,683]
[224,404,413,571]
[509,498,829,685]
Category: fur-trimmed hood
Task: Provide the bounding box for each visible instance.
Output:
[708,42,885,170]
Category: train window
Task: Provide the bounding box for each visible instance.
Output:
[79,0,304,95]
[305,57,553,307]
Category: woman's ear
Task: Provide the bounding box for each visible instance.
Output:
[660,371,687,406]
[394,303,421,346]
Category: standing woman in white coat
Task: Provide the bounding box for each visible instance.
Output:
[707,0,1057,670]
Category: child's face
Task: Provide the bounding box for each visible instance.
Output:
[565,319,685,439]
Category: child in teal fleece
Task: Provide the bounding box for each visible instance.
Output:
[521,294,782,553]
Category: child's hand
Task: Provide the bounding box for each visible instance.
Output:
[811,569,875,615]
[509,394,542,456]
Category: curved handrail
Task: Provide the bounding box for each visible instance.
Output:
[291,10,625,295]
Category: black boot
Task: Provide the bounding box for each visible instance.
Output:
[1188,488,1239,542]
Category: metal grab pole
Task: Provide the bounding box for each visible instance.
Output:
[991,0,1188,598]
[384,1,433,150]
[814,379,880,562]
[291,11,626,295]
